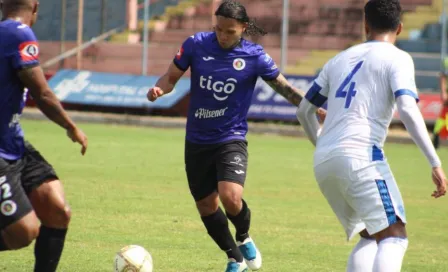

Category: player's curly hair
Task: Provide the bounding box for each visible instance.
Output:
[364,0,402,32]
[214,0,267,37]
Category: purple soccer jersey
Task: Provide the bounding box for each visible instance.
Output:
[173,32,279,144]
[0,20,40,160]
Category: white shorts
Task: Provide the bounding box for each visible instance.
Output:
[314,156,406,241]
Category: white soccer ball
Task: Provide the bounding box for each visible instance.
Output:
[114,245,153,272]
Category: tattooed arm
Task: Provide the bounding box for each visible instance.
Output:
[265,73,305,106]
[265,73,326,121]
[18,66,88,154]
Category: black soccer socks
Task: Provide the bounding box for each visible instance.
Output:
[201,207,244,262]
[34,226,68,272]
[226,199,251,243]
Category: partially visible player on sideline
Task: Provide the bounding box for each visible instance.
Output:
[147,1,325,271]
[432,57,448,148]
[0,0,88,271]
[297,1,446,271]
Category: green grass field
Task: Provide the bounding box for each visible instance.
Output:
[1,119,448,271]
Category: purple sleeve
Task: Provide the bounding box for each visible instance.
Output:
[173,36,195,71]
[257,52,280,81]
[9,26,40,70]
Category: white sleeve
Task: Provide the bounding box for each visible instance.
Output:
[304,61,330,107]
[296,99,320,146]
[396,95,441,167]
[389,52,419,101]
[297,61,331,145]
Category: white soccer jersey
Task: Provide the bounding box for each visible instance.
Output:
[306,41,419,165]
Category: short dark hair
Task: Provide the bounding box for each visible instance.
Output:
[2,0,34,14]
[214,0,267,36]
[364,0,402,32]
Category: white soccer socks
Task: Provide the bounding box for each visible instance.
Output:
[347,237,378,272]
[373,237,409,272]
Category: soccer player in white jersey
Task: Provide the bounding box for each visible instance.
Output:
[296,0,447,271]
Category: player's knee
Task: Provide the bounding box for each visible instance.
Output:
[31,180,71,228]
[45,203,71,228]
[57,204,71,227]
[196,203,217,216]
[195,193,219,216]
[219,189,242,215]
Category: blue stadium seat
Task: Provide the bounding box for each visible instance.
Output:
[32,0,127,41]
[396,40,446,53]
[420,23,442,40]
[413,56,441,72]
[138,0,180,19]
[416,74,439,91]
[32,0,181,41]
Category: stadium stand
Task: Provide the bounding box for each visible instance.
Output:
[38,0,445,93]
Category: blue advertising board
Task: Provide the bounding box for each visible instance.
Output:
[48,69,191,109]
[48,69,318,121]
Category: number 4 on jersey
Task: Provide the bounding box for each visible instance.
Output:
[335,61,364,108]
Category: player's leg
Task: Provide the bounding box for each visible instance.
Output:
[314,158,377,272]
[28,180,70,272]
[218,182,248,241]
[346,230,377,272]
[370,181,407,272]
[2,212,40,250]
[371,220,407,272]
[218,182,253,271]
[196,191,246,271]
[21,141,70,272]
[349,160,408,272]
[185,141,246,272]
[0,158,40,251]
[216,141,259,271]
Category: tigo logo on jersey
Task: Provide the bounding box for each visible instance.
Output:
[176,47,184,60]
[195,107,228,119]
[233,58,246,71]
[19,41,39,62]
[199,76,237,101]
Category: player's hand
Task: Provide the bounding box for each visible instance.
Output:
[316,108,327,123]
[147,87,164,102]
[431,167,447,198]
[66,126,88,155]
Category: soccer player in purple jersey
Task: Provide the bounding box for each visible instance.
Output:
[147,1,325,271]
[0,1,88,271]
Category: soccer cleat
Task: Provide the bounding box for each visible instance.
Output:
[225,258,248,272]
[237,237,262,271]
